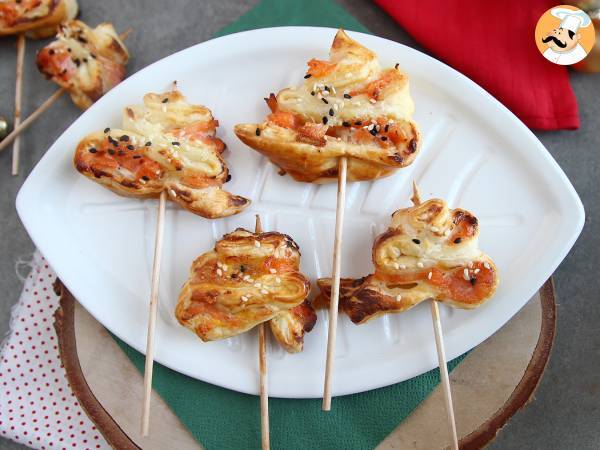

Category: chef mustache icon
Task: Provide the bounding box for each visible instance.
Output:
[542,34,568,48]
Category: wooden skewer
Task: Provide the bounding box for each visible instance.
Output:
[11,33,25,176]
[254,214,270,450]
[0,88,65,154]
[412,181,459,450]
[0,29,131,156]
[322,156,348,411]
[141,190,167,436]
[430,301,459,450]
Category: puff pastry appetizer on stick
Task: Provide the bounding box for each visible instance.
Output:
[235,29,421,410]
[175,218,315,450]
[73,84,250,435]
[316,183,499,449]
[0,0,79,174]
[0,19,130,175]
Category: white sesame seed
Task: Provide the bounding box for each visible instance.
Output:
[392,248,400,257]
[216,262,222,268]
[222,264,228,271]
[346,73,352,78]
[428,272,432,280]
[484,262,491,270]
[474,268,481,274]
[393,262,400,269]
[331,86,336,94]
[322,90,329,97]
[241,295,248,302]
[468,261,473,269]
[216,269,222,276]
[269,268,277,274]
[417,262,424,268]
[368,124,375,131]
[254,282,261,288]
[162,104,167,113]
[333,103,339,111]
[243,275,251,281]
[369,98,377,104]
[444,229,451,236]
[463,268,470,281]
[399,264,407,270]
[396,294,402,302]
[431,226,439,232]
[260,289,269,295]
[254,240,261,248]
[169,189,177,197]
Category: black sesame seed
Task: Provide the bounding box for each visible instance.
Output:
[412,239,421,244]
[49,49,55,55]
[171,141,180,146]
[108,149,115,155]
[225,174,232,182]
[103,127,110,133]
[354,120,362,126]
[240,265,246,273]
[369,128,377,136]
[133,155,141,159]
[322,116,328,125]
[324,86,330,92]
[342,121,351,127]
[310,91,316,96]
[255,128,261,136]
[454,238,462,244]
[82,58,88,63]
[145,141,152,146]
[343,93,352,99]
[73,58,81,67]
[384,124,389,132]
[119,135,129,142]
[77,37,88,44]
[127,145,134,150]
[470,277,477,286]
[67,48,72,53]
[303,74,312,79]
[381,136,388,141]
[329,108,334,116]
[161,98,169,103]
[394,63,399,69]
[141,176,150,181]
[90,53,96,59]
[322,98,329,104]
[88,148,97,153]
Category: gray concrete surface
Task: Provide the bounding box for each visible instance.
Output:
[0,1,598,449]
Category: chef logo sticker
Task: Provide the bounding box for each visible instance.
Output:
[535,5,595,65]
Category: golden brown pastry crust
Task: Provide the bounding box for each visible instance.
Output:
[36,20,129,109]
[74,89,250,219]
[235,29,420,183]
[269,300,317,353]
[175,228,313,344]
[0,0,78,38]
[316,195,499,323]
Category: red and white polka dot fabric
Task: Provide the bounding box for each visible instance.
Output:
[0,252,109,449]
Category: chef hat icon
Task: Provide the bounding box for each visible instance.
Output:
[551,7,592,33]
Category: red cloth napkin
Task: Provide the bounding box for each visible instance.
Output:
[375,0,580,130]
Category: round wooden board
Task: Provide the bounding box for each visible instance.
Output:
[53,279,556,450]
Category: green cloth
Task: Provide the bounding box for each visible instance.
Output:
[113,1,467,448]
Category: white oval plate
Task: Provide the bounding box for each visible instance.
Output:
[17,27,584,398]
